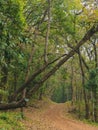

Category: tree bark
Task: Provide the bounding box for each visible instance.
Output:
[70,58,74,105]
[0,99,26,110]
[92,39,98,122]
[78,49,89,119]
[44,0,51,63]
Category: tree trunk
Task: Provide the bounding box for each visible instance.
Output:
[92,39,98,122]
[44,0,51,63]
[70,58,74,105]
[78,49,89,119]
[0,99,26,110]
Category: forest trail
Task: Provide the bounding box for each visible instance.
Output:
[22,101,98,130]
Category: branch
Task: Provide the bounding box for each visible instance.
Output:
[28,24,98,94]
[10,24,98,100]
[67,43,89,71]
[9,53,67,100]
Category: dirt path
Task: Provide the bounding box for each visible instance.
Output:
[44,103,98,130]
[22,102,98,130]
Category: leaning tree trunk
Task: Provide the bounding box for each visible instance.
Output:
[1,24,98,110]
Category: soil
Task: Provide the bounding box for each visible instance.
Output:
[22,101,98,130]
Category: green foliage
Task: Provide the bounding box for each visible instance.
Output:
[0,89,9,103]
[51,85,66,103]
[52,0,76,35]
[0,112,25,130]
[51,82,71,103]
[0,0,25,35]
[85,68,98,91]
[0,89,8,96]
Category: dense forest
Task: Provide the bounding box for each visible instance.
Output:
[0,0,98,126]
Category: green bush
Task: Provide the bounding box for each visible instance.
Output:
[0,111,25,130]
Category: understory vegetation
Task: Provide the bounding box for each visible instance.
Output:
[0,111,25,130]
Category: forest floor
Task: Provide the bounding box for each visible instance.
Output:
[22,100,98,130]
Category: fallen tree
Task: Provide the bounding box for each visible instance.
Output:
[0,24,98,110]
[0,99,26,110]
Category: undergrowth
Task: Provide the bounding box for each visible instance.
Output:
[0,111,25,130]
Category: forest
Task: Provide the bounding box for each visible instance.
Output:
[0,0,98,129]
